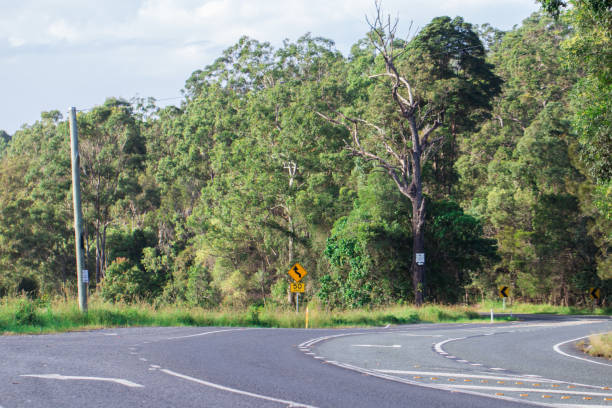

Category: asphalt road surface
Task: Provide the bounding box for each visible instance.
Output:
[1,315,610,407]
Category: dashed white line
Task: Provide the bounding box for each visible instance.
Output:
[20,374,144,388]
[161,368,317,407]
[166,328,248,340]
[352,344,401,348]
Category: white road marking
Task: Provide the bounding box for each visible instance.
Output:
[300,333,558,407]
[553,334,612,367]
[102,333,118,336]
[20,374,144,388]
[161,368,317,407]
[489,368,506,371]
[139,358,147,362]
[375,370,559,383]
[352,344,401,348]
[433,337,465,354]
[446,384,612,397]
[166,328,248,340]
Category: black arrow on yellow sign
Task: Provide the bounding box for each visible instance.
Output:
[499,286,509,298]
[590,287,601,300]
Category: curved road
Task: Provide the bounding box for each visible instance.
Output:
[1,315,610,407]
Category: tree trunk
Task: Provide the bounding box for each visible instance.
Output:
[95,225,101,284]
[412,205,426,307]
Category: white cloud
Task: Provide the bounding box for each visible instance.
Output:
[47,19,79,42]
[0,0,540,133]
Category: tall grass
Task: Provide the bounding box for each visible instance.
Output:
[1,296,498,335]
[585,332,612,360]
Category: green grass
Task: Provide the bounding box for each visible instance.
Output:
[475,300,611,315]
[0,296,511,335]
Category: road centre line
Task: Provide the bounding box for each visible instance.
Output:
[444,384,612,397]
[165,328,249,340]
[20,374,144,388]
[352,344,401,348]
[161,368,317,408]
[553,334,612,368]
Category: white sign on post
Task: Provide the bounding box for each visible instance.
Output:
[82,269,89,283]
[416,253,425,266]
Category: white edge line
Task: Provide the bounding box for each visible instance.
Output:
[325,361,554,408]
[20,374,144,388]
[160,368,317,408]
[553,334,612,367]
[433,337,465,354]
[375,370,559,383]
[446,384,612,397]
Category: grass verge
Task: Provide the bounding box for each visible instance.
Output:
[0,296,511,335]
[578,332,612,360]
[475,300,611,315]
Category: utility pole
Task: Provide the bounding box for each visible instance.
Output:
[69,107,87,312]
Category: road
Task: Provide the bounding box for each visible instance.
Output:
[0,315,610,407]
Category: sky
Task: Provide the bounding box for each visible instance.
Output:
[0,0,540,134]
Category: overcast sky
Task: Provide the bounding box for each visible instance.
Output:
[0,0,540,134]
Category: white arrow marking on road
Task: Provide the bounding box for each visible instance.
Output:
[20,374,144,388]
[352,344,402,348]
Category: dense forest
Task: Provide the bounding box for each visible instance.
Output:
[0,2,610,308]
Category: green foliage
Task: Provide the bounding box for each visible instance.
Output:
[100,254,168,303]
[0,11,609,309]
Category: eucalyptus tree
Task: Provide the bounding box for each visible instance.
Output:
[78,98,145,282]
[317,6,499,305]
[0,112,74,294]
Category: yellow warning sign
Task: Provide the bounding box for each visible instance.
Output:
[498,286,509,298]
[290,281,305,293]
[287,263,307,282]
[590,287,601,300]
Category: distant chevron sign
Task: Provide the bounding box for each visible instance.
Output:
[498,286,509,298]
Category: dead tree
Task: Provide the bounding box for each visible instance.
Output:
[317,4,444,306]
